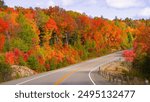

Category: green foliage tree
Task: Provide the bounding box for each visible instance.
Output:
[35,9,49,46]
[16,13,39,51]
[10,38,29,52]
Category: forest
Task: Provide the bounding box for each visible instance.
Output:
[0,1,150,82]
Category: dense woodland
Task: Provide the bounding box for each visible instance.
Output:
[0,1,150,82]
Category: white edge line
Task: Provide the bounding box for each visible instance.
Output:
[88,55,113,85]
[16,73,53,85]
[16,64,81,85]
[89,65,100,85]
[89,57,120,85]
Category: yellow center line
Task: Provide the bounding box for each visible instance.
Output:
[54,68,81,85]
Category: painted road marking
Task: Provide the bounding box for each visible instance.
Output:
[54,68,81,85]
[14,52,121,85]
[89,65,99,85]
[16,64,81,85]
[89,57,120,85]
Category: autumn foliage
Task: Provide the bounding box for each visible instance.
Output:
[123,50,136,62]
[121,20,150,78]
[0,18,8,52]
[0,18,8,33]
[45,18,58,31]
[0,35,5,52]
[0,5,149,76]
[132,25,150,77]
[5,51,15,65]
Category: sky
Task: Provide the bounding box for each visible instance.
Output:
[4,0,150,20]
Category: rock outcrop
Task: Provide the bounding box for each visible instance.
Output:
[11,65,37,79]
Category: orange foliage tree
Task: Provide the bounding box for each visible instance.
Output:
[44,18,58,46]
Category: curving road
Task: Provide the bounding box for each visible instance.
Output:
[1,51,123,85]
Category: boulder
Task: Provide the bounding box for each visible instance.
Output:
[11,65,37,79]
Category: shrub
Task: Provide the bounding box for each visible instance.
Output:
[133,53,150,78]
[36,65,46,72]
[0,54,5,63]
[80,49,89,60]
[27,55,39,71]
[5,51,15,65]
[49,58,57,70]
[123,50,136,62]
[0,62,12,82]
[18,56,27,66]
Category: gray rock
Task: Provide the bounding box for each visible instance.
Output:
[11,65,37,79]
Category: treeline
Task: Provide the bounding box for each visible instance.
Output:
[0,2,149,81]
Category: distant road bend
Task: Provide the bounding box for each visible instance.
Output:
[1,51,123,85]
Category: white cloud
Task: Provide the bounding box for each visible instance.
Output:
[138,7,150,17]
[106,0,144,9]
[88,0,97,4]
[62,0,75,6]
[48,0,55,7]
[61,0,97,6]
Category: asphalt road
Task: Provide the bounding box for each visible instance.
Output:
[1,51,123,85]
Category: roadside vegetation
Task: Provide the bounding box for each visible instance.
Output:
[0,1,149,82]
[123,24,150,80]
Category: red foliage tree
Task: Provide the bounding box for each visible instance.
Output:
[5,51,15,65]
[0,35,5,52]
[44,18,58,46]
[45,18,58,31]
[123,50,136,62]
[0,18,8,33]
[0,18,8,52]
[92,18,104,31]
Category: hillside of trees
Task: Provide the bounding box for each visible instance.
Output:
[0,1,150,82]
